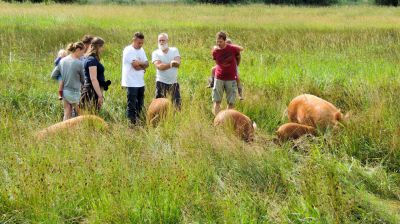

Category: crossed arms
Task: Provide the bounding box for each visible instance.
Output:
[153,56,181,71]
[131,60,149,71]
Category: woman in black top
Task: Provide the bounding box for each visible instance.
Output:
[80,37,108,113]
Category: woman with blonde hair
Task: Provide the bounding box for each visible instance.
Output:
[51,42,85,120]
[80,37,110,113]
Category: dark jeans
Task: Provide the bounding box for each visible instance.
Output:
[127,86,145,124]
[155,81,181,109]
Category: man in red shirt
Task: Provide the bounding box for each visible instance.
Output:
[212,31,242,115]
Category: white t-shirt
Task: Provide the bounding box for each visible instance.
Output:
[121,45,148,87]
[151,47,180,84]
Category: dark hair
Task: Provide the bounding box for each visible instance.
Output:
[66,41,85,53]
[133,32,144,40]
[81,35,94,45]
[86,37,105,61]
[216,31,227,41]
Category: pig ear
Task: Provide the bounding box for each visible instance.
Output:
[334,111,342,121]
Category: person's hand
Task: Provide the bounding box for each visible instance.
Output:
[170,60,180,68]
[97,96,104,109]
[133,60,140,67]
[133,60,142,70]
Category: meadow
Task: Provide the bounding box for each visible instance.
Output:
[0,2,400,223]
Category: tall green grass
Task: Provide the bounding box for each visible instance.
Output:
[0,3,399,223]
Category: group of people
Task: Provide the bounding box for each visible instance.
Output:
[51,35,108,120]
[122,32,181,124]
[51,31,244,124]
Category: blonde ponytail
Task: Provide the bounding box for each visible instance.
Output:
[66,41,85,53]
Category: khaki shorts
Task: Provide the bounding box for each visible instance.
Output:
[212,79,237,104]
[63,89,81,104]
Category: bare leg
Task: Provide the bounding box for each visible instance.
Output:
[58,80,64,100]
[238,86,243,100]
[227,103,235,109]
[237,77,243,100]
[213,102,221,116]
[63,100,72,121]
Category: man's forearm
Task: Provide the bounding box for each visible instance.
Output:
[156,63,171,71]
[140,61,149,69]
[233,44,244,51]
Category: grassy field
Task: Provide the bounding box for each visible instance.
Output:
[1,2,400,223]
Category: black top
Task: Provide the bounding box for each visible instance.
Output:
[84,55,105,85]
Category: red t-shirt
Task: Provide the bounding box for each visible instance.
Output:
[212,44,241,81]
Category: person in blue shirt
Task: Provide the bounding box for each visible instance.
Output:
[54,49,68,100]
[80,37,110,113]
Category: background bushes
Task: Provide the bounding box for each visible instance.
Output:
[375,0,398,6]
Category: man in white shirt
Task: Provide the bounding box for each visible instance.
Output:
[151,33,181,109]
[122,32,149,124]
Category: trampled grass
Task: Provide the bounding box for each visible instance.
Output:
[0,2,399,223]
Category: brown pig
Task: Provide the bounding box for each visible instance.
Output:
[276,122,317,141]
[213,109,256,142]
[36,115,107,140]
[287,94,349,129]
[147,98,171,127]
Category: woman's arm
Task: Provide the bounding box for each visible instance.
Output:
[88,66,104,107]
